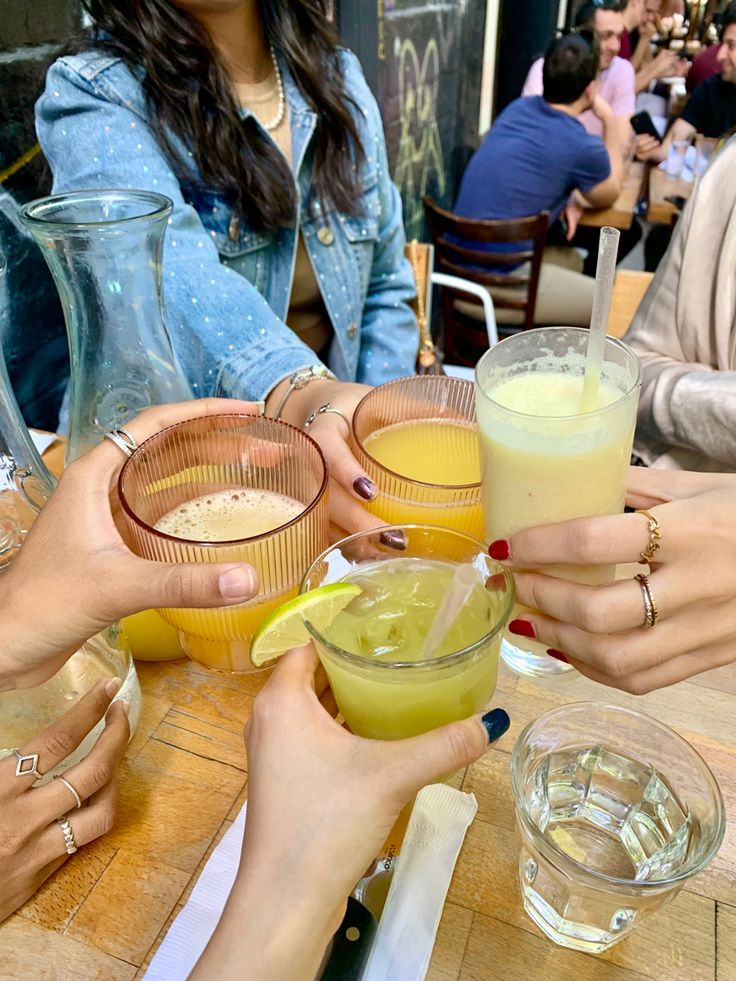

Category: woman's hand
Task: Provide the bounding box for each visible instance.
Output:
[0,678,129,923]
[276,379,387,540]
[192,645,510,981]
[497,468,736,694]
[1,399,261,689]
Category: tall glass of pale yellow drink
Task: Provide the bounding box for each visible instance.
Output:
[474,327,641,677]
[119,414,328,673]
[351,376,483,538]
[301,524,514,740]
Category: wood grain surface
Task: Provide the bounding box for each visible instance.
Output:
[5,421,732,979]
[579,162,647,231]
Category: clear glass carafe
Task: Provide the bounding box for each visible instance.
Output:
[0,255,141,758]
[18,190,193,463]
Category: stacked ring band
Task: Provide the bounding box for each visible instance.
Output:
[635,572,659,629]
[103,427,139,458]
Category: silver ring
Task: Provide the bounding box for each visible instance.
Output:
[57,816,78,855]
[303,402,351,433]
[13,750,43,780]
[103,427,138,457]
[55,775,82,810]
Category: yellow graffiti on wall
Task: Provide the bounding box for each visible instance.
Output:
[393,36,446,240]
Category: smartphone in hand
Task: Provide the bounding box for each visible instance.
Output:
[630,111,661,141]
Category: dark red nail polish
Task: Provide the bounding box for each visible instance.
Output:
[509,618,536,639]
[488,539,510,561]
[353,476,377,501]
[547,649,569,663]
[485,573,507,592]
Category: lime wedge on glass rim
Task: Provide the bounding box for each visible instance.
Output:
[249,583,362,667]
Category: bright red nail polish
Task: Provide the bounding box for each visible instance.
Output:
[547,649,569,663]
[488,539,510,561]
[509,618,536,639]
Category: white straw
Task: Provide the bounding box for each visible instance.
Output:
[422,563,481,660]
[580,226,620,412]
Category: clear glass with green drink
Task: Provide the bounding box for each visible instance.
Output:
[301,525,514,740]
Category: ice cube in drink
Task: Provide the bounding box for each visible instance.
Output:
[316,557,507,739]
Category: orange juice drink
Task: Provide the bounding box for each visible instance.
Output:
[475,328,641,677]
[121,610,184,662]
[118,413,328,675]
[351,376,483,538]
[153,488,304,671]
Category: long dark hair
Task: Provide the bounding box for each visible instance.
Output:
[68,0,365,233]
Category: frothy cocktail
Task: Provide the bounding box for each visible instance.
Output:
[475,328,641,677]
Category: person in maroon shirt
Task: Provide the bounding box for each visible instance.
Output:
[687,39,723,92]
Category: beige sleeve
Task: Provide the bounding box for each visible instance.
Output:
[624,142,736,469]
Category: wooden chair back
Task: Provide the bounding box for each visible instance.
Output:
[424,196,548,365]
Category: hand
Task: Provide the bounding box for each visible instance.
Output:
[591,93,614,123]
[562,199,584,241]
[0,678,129,923]
[192,646,510,981]
[1,399,261,689]
[492,468,736,694]
[635,133,663,161]
[651,48,679,78]
[640,20,657,41]
[278,379,387,540]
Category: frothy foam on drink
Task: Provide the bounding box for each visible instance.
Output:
[155,488,303,542]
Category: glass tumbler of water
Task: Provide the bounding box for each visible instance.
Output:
[509,703,725,953]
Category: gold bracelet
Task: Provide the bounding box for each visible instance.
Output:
[270,365,336,420]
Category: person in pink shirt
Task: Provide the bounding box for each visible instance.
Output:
[522,0,635,151]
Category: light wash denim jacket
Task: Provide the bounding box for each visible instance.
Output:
[35,48,418,401]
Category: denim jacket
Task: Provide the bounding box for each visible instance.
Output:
[36,48,418,401]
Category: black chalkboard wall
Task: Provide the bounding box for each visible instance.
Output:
[338,0,486,240]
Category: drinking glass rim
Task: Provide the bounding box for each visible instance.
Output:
[351,376,482,491]
[18,189,173,229]
[118,412,329,547]
[300,523,515,670]
[510,701,726,889]
[474,327,643,423]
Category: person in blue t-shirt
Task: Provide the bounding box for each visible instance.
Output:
[454,32,623,328]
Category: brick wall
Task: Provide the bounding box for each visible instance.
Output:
[0,0,80,429]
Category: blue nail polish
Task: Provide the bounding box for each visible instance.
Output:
[481,708,510,743]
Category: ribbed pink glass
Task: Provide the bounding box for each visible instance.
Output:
[118,414,328,673]
[351,375,483,537]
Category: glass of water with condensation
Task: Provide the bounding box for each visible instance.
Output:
[510,703,725,952]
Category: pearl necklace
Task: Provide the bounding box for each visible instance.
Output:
[262,45,285,133]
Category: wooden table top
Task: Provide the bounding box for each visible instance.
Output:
[647,165,693,226]
[4,438,734,981]
[608,270,654,339]
[579,161,647,231]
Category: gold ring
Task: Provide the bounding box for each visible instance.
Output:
[303,402,351,434]
[635,573,659,629]
[637,509,662,565]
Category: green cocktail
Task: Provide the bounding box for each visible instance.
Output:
[301,525,514,740]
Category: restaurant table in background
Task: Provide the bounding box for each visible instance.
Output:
[579,161,647,231]
[2,446,735,981]
[647,165,693,225]
[608,270,654,338]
